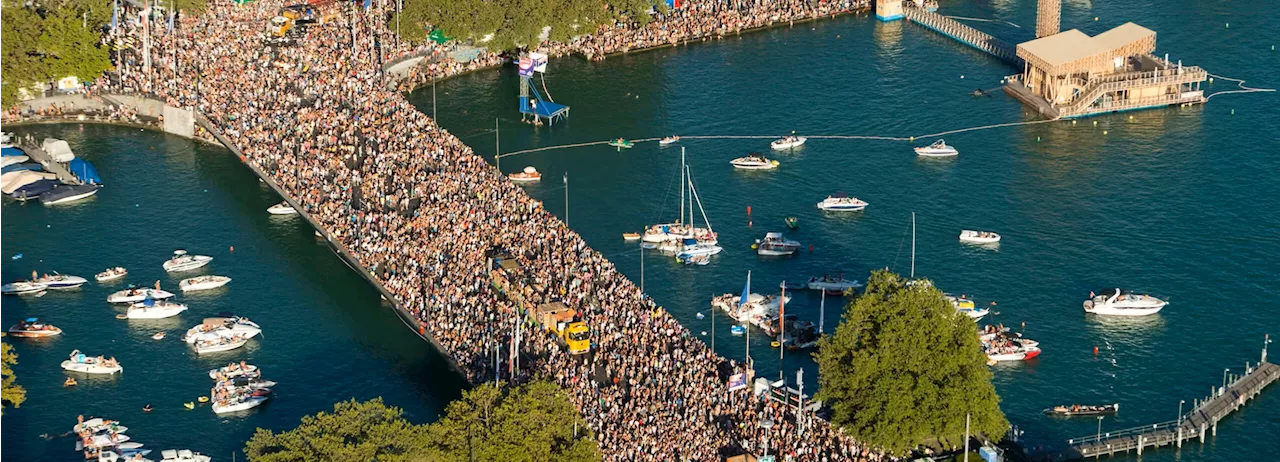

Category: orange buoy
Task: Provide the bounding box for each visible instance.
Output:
[1093,346,1099,356]
[809,245,814,254]
[746,205,752,215]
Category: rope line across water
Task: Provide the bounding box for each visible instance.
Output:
[1204,73,1276,101]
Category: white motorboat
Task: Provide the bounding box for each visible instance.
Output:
[194,335,249,355]
[77,432,131,450]
[179,275,231,292]
[816,194,868,212]
[162,250,213,272]
[1083,289,1167,316]
[107,288,175,304]
[643,148,718,246]
[711,292,792,326]
[35,272,88,289]
[184,317,262,344]
[159,449,212,462]
[959,230,1001,244]
[8,317,63,338]
[659,136,680,145]
[755,232,801,256]
[267,201,297,215]
[806,275,863,292]
[2,281,48,295]
[212,395,268,414]
[676,239,723,260]
[73,417,128,434]
[982,334,1041,362]
[127,300,189,319]
[508,166,542,182]
[946,295,989,320]
[208,363,259,380]
[729,153,779,170]
[96,267,128,282]
[914,139,959,157]
[99,449,154,462]
[61,350,123,374]
[680,254,711,265]
[770,135,807,150]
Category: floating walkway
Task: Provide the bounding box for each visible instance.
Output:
[903,5,1021,66]
[1067,347,1278,458]
[14,137,82,185]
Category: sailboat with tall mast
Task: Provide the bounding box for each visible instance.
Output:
[642,147,718,245]
[675,163,722,261]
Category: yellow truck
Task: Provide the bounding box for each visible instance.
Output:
[534,302,591,355]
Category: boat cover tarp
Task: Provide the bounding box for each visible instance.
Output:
[0,147,25,157]
[39,183,99,204]
[2,170,58,194]
[40,138,75,162]
[1,155,29,167]
[10,179,60,199]
[1,163,43,174]
[69,158,103,184]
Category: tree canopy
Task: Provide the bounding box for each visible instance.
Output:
[396,0,663,51]
[2,338,26,413]
[814,270,1008,457]
[1,0,113,106]
[244,381,598,462]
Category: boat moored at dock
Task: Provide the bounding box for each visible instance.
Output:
[266,201,297,215]
[1044,403,1119,417]
[39,183,100,205]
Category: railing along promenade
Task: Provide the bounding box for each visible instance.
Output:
[1067,350,1278,459]
[903,4,1021,66]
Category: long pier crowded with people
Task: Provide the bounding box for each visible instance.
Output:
[91,0,889,459]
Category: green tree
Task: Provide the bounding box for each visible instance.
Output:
[2,338,26,413]
[243,398,431,461]
[1,0,113,106]
[423,381,598,461]
[396,0,661,51]
[814,270,1008,457]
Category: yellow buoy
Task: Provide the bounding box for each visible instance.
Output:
[184,402,195,410]
[1103,130,1108,135]
[771,341,781,348]
[1129,115,1134,120]
[197,396,210,403]
[1094,17,1099,21]
[1072,120,1077,125]
[1093,120,1098,126]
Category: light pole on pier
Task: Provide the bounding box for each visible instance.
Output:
[1097,416,1104,441]
[1178,399,1185,425]
[1222,368,1230,391]
[563,172,569,226]
[759,416,774,457]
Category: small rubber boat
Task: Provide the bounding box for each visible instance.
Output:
[61,350,123,374]
[816,194,868,212]
[2,281,48,295]
[607,138,634,149]
[959,230,1001,244]
[914,139,959,157]
[730,325,746,336]
[212,395,268,414]
[784,217,799,229]
[40,183,100,205]
[96,267,128,282]
[127,299,189,319]
[770,136,806,150]
[508,166,542,182]
[163,250,212,272]
[659,136,680,146]
[107,287,175,304]
[622,232,641,241]
[179,275,231,292]
[267,201,297,215]
[729,153,779,170]
[35,273,88,290]
[7,318,63,338]
[1044,403,1119,417]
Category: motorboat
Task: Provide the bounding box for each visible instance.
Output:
[816,194,868,212]
[756,232,801,256]
[159,449,213,462]
[1044,403,1119,417]
[711,292,792,326]
[770,136,807,150]
[959,230,1001,244]
[73,417,128,434]
[35,272,88,290]
[678,253,711,266]
[982,333,1041,362]
[2,281,48,295]
[76,432,132,450]
[1083,289,1167,316]
[99,449,154,462]
[61,350,123,374]
[508,166,542,182]
[675,238,723,260]
[9,178,59,200]
[194,335,249,354]
[267,201,297,215]
[39,183,100,205]
[622,232,641,241]
[163,250,212,272]
[208,363,259,380]
[184,317,262,344]
[96,267,128,282]
[659,136,680,146]
[107,287,175,304]
[127,299,189,319]
[729,153,779,170]
[608,138,634,149]
[8,318,62,338]
[784,217,799,229]
[216,376,277,391]
[806,275,863,293]
[212,394,268,414]
[730,325,746,336]
[8,318,63,338]
[914,139,959,157]
[179,275,231,292]
[945,295,989,320]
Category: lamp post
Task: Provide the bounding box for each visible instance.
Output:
[1178,399,1185,425]
[1222,368,1230,391]
[760,416,775,457]
[1097,416,1104,441]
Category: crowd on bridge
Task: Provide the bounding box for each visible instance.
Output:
[86,0,890,460]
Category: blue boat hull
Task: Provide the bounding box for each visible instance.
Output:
[9,179,60,200]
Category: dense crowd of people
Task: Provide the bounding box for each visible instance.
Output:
[90,0,890,459]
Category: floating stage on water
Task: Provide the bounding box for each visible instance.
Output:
[518,98,569,125]
[518,53,569,125]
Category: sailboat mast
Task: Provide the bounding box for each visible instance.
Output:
[745,271,751,366]
[688,167,714,234]
[910,212,916,279]
[680,148,686,225]
[779,284,786,377]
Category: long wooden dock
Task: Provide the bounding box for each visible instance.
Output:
[14,136,82,185]
[903,5,1021,66]
[1068,351,1278,458]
